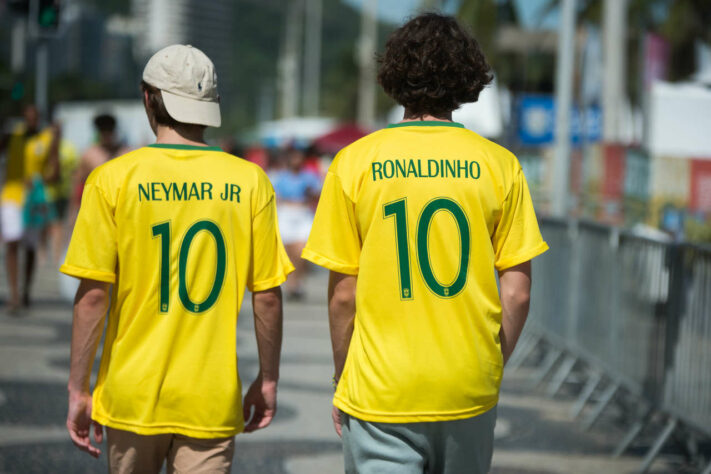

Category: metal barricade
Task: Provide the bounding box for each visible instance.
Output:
[529,218,571,347]
[613,232,672,398]
[662,244,711,436]
[525,218,711,471]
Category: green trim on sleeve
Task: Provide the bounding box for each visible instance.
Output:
[495,241,550,271]
[148,144,222,152]
[59,264,116,284]
[301,248,359,275]
[387,121,465,129]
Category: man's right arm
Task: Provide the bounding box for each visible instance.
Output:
[498,261,532,365]
[328,271,356,437]
[242,286,283,433]
[328,271,357,380]
[67,278,110,458]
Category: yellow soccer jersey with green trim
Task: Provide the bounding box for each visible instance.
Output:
[61,144,294,438]
[303,121,548,423]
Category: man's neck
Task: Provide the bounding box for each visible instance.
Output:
[400,111,453,123]
[155,124,207,147]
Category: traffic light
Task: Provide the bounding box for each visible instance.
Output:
[37,0,60,31]
[5,0,60,32]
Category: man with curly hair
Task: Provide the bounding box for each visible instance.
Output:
[303,13,548,473]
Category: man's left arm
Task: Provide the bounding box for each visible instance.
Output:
[243,286,284,433]
[498,261,532,365]
[67,279,109,458]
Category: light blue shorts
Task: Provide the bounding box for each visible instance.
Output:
[341,406,497,474]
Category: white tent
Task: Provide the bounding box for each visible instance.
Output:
[648,81,711,158]
[256,117,336,147]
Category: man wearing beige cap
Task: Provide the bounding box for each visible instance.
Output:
[62,44,293,472]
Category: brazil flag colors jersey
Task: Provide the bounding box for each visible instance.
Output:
[61,144,293,438]
[24,127,53,178]
[1,124,29,205]
[303,121,548,423]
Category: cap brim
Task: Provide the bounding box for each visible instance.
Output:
[161,90,221,128]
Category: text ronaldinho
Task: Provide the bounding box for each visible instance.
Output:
[371,158,481,182]
[138,182,241,202]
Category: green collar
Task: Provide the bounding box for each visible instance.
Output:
[148,143,222,151]
[387,121,465,129]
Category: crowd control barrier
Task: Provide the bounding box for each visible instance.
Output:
[508,217,711,474]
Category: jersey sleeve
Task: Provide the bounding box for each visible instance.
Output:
[492,166,549,271]
[60,179,118,283]
[301,171,361,275]
[247,187,294,292]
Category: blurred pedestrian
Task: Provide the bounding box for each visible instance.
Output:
[72,113,130,211]
[302,13,548,474]
[271,146,321,299]
[61,44,292,473]
[0,105,41,311]
[22,113,61,294]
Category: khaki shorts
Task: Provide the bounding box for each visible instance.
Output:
[106,427,235,474]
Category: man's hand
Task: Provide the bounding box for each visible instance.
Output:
[66,390,103,458]
[242,376,277,433]
[332,405,343,437]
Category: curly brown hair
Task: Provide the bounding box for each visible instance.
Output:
[377,13,493,119]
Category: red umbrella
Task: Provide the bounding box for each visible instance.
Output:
[313,124,371,154]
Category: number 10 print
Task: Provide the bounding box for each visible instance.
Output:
[383,197,470,300]
[152,220,227,313]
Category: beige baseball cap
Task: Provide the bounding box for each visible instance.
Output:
[142,44,221,127]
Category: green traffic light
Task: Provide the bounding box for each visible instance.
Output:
[39,7,57,27]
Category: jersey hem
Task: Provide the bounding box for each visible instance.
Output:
[92,412,243,439]
[59,264,116,284]
[249,266,294,292]
[301,248,359,275]
[495,241,549,271]
[334,397,498,423]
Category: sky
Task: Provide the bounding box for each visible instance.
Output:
[341,0,559,29]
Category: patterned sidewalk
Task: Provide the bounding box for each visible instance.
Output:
[0,260,679,473]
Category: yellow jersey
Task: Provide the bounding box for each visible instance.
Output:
[1,123,29,205]
[61,144,294,438]
[303,121,548,423]
[24,127,53,178]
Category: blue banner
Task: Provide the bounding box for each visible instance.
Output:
[517,94,602,147]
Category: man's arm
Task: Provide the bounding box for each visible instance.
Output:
[328,271,356,436]
[67,279,110,458]
[243,286,283,433]
[329,271,356,379]
[498,261,532,365]
[44,123,62,183]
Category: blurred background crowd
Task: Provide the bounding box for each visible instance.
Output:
[1,0,710,296]
[0,0,710,307]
